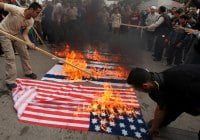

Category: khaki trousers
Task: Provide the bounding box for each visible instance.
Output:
[0,34,32,84]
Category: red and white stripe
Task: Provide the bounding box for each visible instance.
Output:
[12,79,140,131]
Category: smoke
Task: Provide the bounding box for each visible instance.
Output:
[41,0,146,68]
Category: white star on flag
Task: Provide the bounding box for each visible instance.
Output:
[95,125,100,131]
[130,125,136,130]
[140,128,147,133]
[109,121,116,127]
[128,117,134,123]
[92,112,97,116]
[92,118,98,124]
[109,114,115,119]
[100,119,107,125]
[135,131,142,138]
[119,115,124,120]
[118,109,123,114]
[137,119,143,124]
[127,110,132,114]
[119,123,125,128]
[106,127,112,133]
[122,129,128,136]
[101,112,106,117]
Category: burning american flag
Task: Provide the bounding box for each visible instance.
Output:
[42,45,129,86]
[12,79,151,140]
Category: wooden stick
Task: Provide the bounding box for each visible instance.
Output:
[32,26,46,45]
[0,29,92,76]
[121,23,146,29]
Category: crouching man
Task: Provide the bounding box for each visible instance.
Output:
[127,65,200,136]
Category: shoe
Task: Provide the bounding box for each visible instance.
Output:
[25,73,37,79]
[6,83,17,90]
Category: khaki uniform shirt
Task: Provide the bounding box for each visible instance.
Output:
[0,4,34,35]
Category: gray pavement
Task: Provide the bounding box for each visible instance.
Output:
[0,44,199,140]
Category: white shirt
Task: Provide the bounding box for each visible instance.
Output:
[145,12,160,31]
[0,4,34,35]
[52,2,63,23]
[68,6,78,20]
[111,13,121,28]
[147,16,164,31]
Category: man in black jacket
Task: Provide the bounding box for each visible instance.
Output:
[145,6,172,61]
[127,65,200,136]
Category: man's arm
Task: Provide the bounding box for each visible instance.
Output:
[147,16,164,30]
[149,104,166,136]
[22,27,36,49]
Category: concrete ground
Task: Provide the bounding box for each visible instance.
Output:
[0,43,199,140]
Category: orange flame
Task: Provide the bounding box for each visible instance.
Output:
[90,83,135,117]
[63,50,89,80]
[54,44,129,80]
[87,50,109,61]
[86,49,121,62]
[54,44,70,57]
[75,83,137,132]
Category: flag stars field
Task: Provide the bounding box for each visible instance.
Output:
[119,115,124,120]
[106,127,112,133]
[140,128,147,133]
[130,125,136,130]
[122,129,128,136]
[137,119,144,124]
[101,112,106,117]
[128,117,134,123]
[109,121,116,127]
[119,123,125,128]
[95,125,100,131]
[92,118,98,124]
[135,131,142,138]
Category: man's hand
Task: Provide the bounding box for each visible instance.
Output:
[184,28,199,35]
[27,42,37,50]
[174,25,185,32]
[148,127,160,136]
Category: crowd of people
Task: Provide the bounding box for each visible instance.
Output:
[35,0,200,66]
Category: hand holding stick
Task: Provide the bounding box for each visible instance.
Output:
[174,25,199,34]
[0,29,92,77]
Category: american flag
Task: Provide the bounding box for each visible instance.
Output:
[12,79,151,140]
[41,62,128,86]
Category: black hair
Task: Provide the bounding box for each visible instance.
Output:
[179,14,190,20]
[127,68,151,88]
[159,6,166,13]
[28,2,42,10]
[175,8,183,14]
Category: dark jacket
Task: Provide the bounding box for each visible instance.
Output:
[149,64,200,116]
[154,13,172,36]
